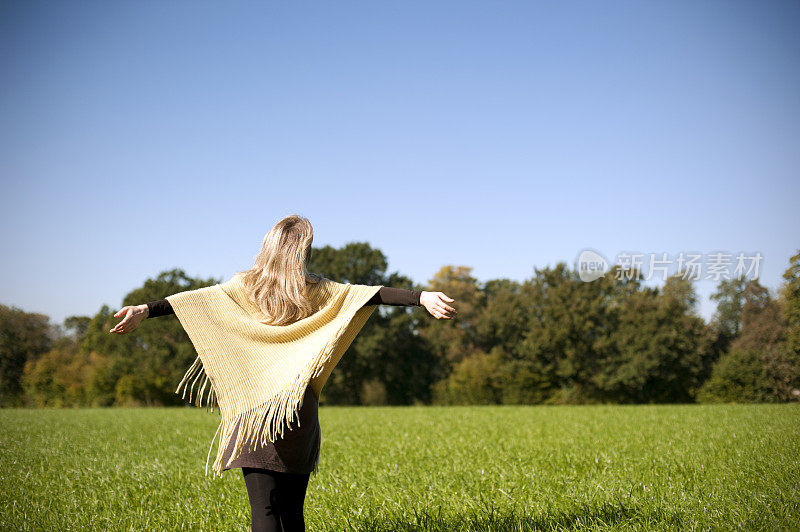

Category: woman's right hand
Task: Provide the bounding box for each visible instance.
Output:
[420,291,457,320]
[109,304,148,334]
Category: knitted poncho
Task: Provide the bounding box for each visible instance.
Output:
[166,272,382,477]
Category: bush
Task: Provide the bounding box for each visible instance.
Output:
[361,378,388,406]
[432,348,505,405]
[697,346,799,403]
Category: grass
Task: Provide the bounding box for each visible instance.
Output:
[0,403,798,531]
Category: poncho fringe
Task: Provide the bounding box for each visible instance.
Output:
[167,273,382,478]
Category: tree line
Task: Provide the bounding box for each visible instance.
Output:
[2,244,798,407]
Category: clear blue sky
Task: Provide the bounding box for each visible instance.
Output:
[1,1,798,327]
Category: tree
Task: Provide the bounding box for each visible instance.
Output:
[417,265,483,377]
[699,278,798,403]
[310,243,440,405]
[473,278,529,355]
[358,301,440,405]
[309,241,388,286]
[432,346,506,405]
[710,277,747,339]
[63,316,91,340]
[779,250,800,367]
[78,268,221,406]
[510,263,622,404]
[22,336,88,407]
[0,304,53,406]
[595,274,713,403]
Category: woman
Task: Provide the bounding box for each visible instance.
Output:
[108,214,457,532]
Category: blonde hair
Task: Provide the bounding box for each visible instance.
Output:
[236,214,323,325]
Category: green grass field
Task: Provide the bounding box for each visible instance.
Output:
[1,404,798,531]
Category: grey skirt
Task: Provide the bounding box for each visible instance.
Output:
[220,384,320,474]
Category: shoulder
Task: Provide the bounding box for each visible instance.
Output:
[307,275,350,304]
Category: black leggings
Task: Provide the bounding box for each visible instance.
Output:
[242,467,311,532]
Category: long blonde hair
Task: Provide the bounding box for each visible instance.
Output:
[236,214,323,325]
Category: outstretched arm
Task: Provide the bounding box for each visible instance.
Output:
[364,286,457,320]
[109,297,177,333]
[109,298,178,334]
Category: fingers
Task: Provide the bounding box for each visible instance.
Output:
[430,303,456,319]
[109,308,133,334]
[436,296,457,314]
[435,294,457,317]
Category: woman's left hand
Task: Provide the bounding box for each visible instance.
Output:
[420,291,457,320]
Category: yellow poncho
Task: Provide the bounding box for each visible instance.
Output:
[166,272,382,477]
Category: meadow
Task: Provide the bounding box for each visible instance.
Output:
[1,404,798,531]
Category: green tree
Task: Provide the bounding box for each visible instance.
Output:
[310,242,440,405]
[22,337,88,407]
[78,269,220,406]
[596,274,713,403]
[63,316,91,340]
[473,278,529,355]
[309,241,388,286]
[510,263,623,404]
[432,346,506,405]
[710,277,747,339]
[699,278,798,403]
[779,250,800,368]
[357,299,439,405]
[0,304,53,406]
[417,265,483,379]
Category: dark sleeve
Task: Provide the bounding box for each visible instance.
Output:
[362,286,422,307]
[146,299,175,318]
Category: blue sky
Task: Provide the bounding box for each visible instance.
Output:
[1,1,798,326]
